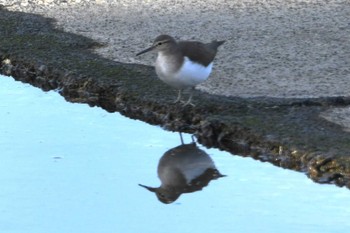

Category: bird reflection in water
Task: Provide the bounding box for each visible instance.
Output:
[139,133,225,204]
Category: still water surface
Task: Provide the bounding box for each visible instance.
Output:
[0,75,350,233]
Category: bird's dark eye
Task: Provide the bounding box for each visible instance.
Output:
[157,42,163,46]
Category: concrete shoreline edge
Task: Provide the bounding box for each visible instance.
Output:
[1,7,350,188]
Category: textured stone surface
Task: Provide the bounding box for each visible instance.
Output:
[1,0,350,98]
[3,0,350,133]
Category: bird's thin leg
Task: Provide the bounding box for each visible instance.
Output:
[174,89,182,103]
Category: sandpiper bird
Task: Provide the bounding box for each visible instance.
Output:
[136,35,225,106]
[139,133,225,204]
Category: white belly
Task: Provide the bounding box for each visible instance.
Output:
[156,55,213,89]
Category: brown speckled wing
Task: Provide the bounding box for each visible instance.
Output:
[178,40,224,67]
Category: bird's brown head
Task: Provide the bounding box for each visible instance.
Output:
[136,34,177,56]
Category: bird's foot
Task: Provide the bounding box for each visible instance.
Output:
[181,95,195,107]
[172,90,195,107]
[181,100,195,107]
[173,98,181,104]
[173,98,194,106]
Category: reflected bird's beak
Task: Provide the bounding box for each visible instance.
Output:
[138,184,157,192]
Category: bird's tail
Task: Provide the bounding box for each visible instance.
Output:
[208,40,225,50]
[215,40,226,47]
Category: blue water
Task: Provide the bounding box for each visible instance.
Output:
[0,75,349,233]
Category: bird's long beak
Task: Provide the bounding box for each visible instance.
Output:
[136,46,155,56]
[138,184,157,192]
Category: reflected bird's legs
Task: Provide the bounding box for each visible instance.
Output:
[179,132,184,145]
[179,132,197,145]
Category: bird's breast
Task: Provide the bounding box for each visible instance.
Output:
[155,54,213,89]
